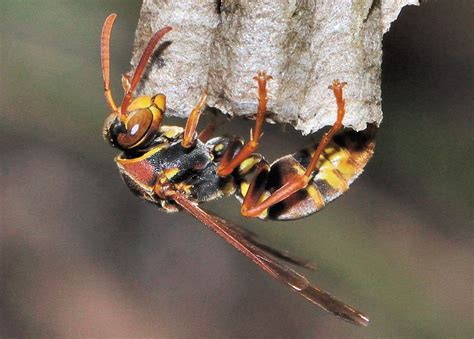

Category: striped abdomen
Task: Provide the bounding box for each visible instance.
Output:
[233,126,376,220]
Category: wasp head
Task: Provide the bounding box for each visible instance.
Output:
[100,13,172,151]
[103,94,166,150]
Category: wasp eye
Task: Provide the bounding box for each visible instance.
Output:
[116,108,153,148]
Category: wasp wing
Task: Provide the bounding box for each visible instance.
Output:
[209,213,316,270]
[172,192,369,326]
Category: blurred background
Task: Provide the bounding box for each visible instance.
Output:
[1,1,472,338]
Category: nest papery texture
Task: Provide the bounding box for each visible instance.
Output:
[132,0,419,134]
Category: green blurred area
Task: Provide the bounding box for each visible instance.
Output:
[1,1,472,338]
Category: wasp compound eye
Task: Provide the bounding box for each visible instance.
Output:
[115,109,153,148]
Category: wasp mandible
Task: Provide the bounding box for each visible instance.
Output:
[101,13,375,326]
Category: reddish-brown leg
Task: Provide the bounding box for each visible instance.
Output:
[241,80,347,217]
[198,121,216,143]
[182,91,208,148]
[217,71,272,176]
[198,110,223,143]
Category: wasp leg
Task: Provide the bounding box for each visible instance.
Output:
[303,80,347,177]
[217,71,272,176]
[182,91,208,148]
[198,108,226,143]
[198,118,216,143]
[241,80,347,218]
[241,160,271,215]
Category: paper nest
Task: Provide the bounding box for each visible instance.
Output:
[131,0,419,134]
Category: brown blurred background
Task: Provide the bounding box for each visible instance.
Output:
[1,1,472,338]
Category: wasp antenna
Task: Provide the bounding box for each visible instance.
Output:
[121,26,173,113]
[101,13,118,112]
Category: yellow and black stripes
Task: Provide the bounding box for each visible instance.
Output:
[233,126,376,220]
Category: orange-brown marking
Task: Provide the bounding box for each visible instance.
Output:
[182,91,208,148]
[217,71,272,176]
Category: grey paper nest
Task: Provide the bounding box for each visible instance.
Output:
[131,0,419,134]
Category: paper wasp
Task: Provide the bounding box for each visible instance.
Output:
[100,13,375,326]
